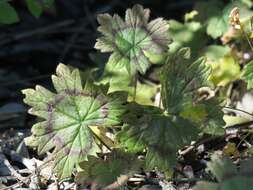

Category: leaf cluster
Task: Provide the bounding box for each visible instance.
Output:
[21,2,253,189]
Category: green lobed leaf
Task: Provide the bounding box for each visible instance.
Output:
[0,1,19,24]
[160,48,211,114]
[117,103,199,173]
[241,60,253,89]
[160,48,225,135]
[206,17,227,39]
[193,154,253,190]
[76,150,142,188]
[22,64,127,179]
[95,4,171,75]
[143,115,198,172]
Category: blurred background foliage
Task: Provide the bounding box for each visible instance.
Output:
[1,0,253,118]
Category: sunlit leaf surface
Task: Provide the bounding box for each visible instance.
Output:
[23,64,126,179]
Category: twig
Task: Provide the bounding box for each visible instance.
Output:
[104,175,129,190]
[0,20,75,47]
[225,120,253,134]
[133,73,138,101]
[239,22,253,52]
[0,74,50,87]
[84,5,97,31]
[0,153,28,184]
[171,177,199,184]
[4,149,33,171]
[58,18,90,62]
[223,106,253,118]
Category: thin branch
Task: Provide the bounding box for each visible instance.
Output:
[223,106,253,118]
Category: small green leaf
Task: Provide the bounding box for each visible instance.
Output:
[76,150,142,188]
[193,154,253,190]
[95,4,171,75]
[206,17,227,39]
[0,1,19,24]
[241,60,253,89]
[160,48,211,114]
[22,64,127,179]
[203,45,230,62]
[25,0,43,18]
[210,55,241,86]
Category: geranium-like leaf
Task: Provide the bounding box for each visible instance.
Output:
[117,104,198,172]
[22,64,126,179]
[75,150,142,188]
[241,60,253,89]
[193,154,253,190]
[161,48,211,114]
[95,4,170,75]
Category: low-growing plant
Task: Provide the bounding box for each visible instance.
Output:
[22,3,253,189]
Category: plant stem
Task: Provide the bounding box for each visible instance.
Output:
[240,22,253,52]
[236,132,251,149]
[88,126,113,151]
[133,73,138,101]
[223,106,253,117]
[158,89,162,108]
